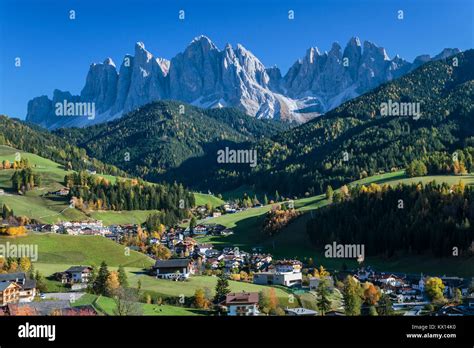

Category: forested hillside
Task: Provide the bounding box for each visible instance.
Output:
[0,116,127,177]
[212,50,474,195]
[54,101,289,183]
[306,181,474,258]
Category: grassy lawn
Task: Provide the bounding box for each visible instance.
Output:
[0,145,73,191]
[89,210,160,225]
[193,193,225,207]
[71,293,202,316]
[125,272,295,305]
[0,233,154,267]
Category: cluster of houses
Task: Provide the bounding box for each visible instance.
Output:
[28,220,111,236]
[151,243,280,281]
[346,267,474,316]
[354,267,473,302]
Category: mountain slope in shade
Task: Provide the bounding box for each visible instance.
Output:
[26,36,460,129]
[53,100,289,182]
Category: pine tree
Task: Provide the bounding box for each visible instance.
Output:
[214,273,231,304]
[93,261,110,296]
[325,185,334,201]
[118,265,128,288]
[316,279,332,315]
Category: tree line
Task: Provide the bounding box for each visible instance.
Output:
[65,171,195,219]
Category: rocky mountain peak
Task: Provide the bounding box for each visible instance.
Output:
[25,36,461,129]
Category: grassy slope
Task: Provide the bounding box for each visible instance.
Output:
[193,193,225,207]
[0,145,90,222]
[0,233,154,268]
[0,145,222,224]
[72,294,203,316]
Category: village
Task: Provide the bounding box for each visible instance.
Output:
[1,200,474,317]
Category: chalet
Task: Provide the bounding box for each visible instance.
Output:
[196,243,213,255]
[19,279,36,302]
[174,237,197,255]
[376,274,405,287]
[204,249,221,258]
[0,272,36,302]
[274,260,302,274]
[224,292,259,316]
[193,225,208,235]
[153,259,194,280]
[0,282,21,306]
[206,258,220,269]
[55,266,92,284]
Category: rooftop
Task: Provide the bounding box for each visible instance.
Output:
[225,292,259,305]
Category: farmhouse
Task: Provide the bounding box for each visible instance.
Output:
[0,272,36,302]
[55,266,93,284]
[224,292,259,316]
[153,258,194,280]
[0,282,21,306]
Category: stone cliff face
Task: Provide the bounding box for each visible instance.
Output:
[25,36,460,129]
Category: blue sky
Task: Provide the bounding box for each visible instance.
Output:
[0,0,472,119]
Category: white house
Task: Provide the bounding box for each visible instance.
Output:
[153,259,194,280]
[64,266,93,283]
[253,271,302,287]
[225,292,259,316]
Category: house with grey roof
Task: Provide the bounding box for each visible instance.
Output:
[153,258,194,280]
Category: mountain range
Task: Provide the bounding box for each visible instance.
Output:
[26,36,460,129]
[43,50,473,195]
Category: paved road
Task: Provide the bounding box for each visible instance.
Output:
[42,292,85,302]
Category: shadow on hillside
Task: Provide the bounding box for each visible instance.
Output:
[151,139,255,191]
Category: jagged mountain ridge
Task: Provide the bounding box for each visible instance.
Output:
[26,35,460,129]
